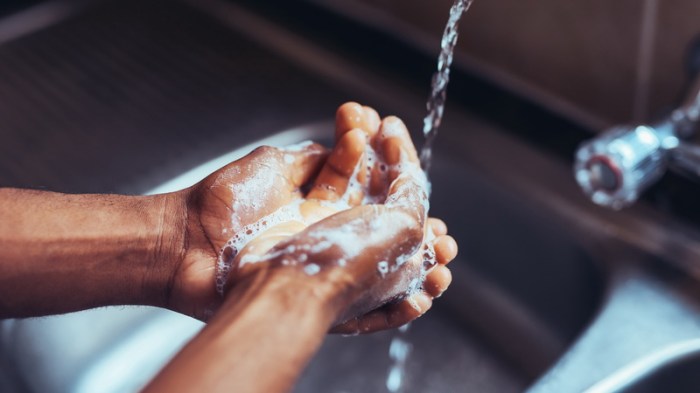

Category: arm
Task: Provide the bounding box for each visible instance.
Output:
[0,188,184,318]
[145,177,428,393]
[0,143,326,320]
[143,268,338,393]
[143,209,420,393]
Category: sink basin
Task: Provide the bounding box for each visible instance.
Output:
[1,122,604,393]
[619,345,700,393]
[0,0,610,392]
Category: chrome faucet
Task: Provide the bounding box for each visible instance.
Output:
[574,60,700,209]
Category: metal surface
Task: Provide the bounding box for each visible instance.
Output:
[528,265,700,392]
[574,50,700,209]
[574,125,674,209]
[1,0,700,392]
[0,1,601,391]
[3,122,601,393]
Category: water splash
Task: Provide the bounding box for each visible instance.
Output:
[420,0,475,173]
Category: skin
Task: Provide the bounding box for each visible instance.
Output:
[0,102,458,393]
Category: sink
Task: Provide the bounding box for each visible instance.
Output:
[5,0,686,392]
[0,120,604,393]
[618,346,700,393]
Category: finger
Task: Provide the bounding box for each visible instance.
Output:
[378,116,419,167]
[434,235,458,265]
[280,142,329,187]
[331,291,432,335]
[428,217,447,236]
[423,265,452,298]
[336,102,380,140]
[384,174,427,220]
[308,129,366,202]
[363,106,381,139]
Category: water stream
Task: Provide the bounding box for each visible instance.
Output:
[386,1,474,391]
[419,0,475,173]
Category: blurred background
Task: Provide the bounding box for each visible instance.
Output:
[2,1,700,392]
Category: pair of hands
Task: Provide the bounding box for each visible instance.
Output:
[166,103,457,333]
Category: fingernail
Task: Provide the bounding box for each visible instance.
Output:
[409,292,432,312]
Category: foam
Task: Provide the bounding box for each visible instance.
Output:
[215,200,305,294]
[377,261,390,278]
[228,169,278,229]
[306,217,366,260]
[216,136,435,297]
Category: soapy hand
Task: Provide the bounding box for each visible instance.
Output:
[167,141,328,319]
[168,103,457,332]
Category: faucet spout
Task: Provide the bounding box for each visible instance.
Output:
[574,51,700,209]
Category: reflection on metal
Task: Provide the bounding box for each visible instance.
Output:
[574,124,676,209]
[0,0,87,46]
[585,339,700,393]
[528,268,700,393]
[575,50,700,209]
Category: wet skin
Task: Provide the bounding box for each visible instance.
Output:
[220,102,458,332]
[168,102,457,332]
[0,102,457,393]
[145,103,457,393]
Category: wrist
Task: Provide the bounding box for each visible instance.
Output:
[222,266,343,326]
[142,190,188,308]
[146,265,337,393]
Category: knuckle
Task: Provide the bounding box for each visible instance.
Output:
[252,145,278,156]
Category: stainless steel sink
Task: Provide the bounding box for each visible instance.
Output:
[0,122,604,393]
[2,0,700,392]
[618,347,700,393]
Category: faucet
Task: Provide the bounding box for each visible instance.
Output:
[574,41,700,210]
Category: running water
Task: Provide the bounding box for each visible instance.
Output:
[419,0,475,173]
[384,1,475,390]
[386,324,412,392]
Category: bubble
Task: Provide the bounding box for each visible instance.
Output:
[222,246,237,265]
[377,261,390,278]
[423,243,437,270]
[304,263,321,275]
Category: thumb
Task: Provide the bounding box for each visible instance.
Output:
[280,141,329,187]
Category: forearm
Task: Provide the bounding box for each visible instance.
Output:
[0,188,185,318]
[144,269,338,393]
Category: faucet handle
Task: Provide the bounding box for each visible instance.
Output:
[574,125,669,209]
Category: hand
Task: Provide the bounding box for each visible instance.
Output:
[217,102,457,332]
[166,142,328,319]
[140,103,456,393]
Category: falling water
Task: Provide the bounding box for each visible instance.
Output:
[385,324,412,392]
[383,1,475,391]
[419,0,475,173]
